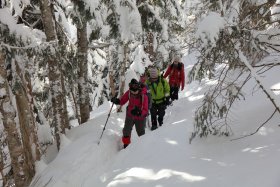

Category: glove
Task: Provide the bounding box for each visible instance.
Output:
[111,97,120,105]
[165,96,171,106]
[131,106,141,116]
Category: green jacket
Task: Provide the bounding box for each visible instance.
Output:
[146,76,170,104]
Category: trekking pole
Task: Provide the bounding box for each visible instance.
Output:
[97,103,114,145]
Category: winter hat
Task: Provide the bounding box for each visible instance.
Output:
[173,56,181,62]
[129,78,140,91]
[149,67,158,79]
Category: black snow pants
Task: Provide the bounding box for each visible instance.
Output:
[150,102,166,130]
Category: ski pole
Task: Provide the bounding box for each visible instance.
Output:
[97,103,114,145]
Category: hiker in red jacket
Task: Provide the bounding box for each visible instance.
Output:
[163,56,185,101]
[111,79,148,148]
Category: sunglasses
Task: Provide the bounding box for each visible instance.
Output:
[130,84,139,91]
[130,89,139,94]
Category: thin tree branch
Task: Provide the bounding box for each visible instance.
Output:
[231,109,277,141]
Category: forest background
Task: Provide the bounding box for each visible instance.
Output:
[0,0,280,186]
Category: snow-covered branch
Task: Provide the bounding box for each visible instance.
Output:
[238,48,280,114]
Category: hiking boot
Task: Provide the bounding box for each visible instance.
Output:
[122,136,130,149]
[151,125,157,131]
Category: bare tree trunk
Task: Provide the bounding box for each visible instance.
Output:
[40,0,65,150]
[0,132,8,187]
[61,74,70,131]
[109,72,116,97]
[77,21,90,124]
[144,32,156,62]
[0,52,30,187]
[14,85,36,180]
[108,47,117,98]
[13,62,38,181]
[56,15,70,132]
[12,61,41,179]
[71,89,81,125]
[117,43,128,112]
[24,68,41,161]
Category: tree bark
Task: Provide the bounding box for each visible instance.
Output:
[24,65,41,161]
[61,74,70,130]
[13,61,41,177]
[40,0,65,150]
[0,137,7,187]
[109,72,116,97]
[71,89,81,125]
[117,43,128,112]
[144,32,156,62]
[0,51,30,187]
[56,15,70,132]
[77,21,90,124]
[108,46,117,98]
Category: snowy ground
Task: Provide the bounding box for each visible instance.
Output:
[30,53,280,187]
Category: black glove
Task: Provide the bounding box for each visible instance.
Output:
[131,106,141,116]
[165,96,171,106]
[111,97,120,105]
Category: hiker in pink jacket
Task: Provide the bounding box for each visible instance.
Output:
[163,56,185,101]
[111,79,148,148]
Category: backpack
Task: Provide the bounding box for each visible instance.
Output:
[145,66,168,103]
[141,83,152,109]
[146,75,169,105]
[128,85,147,111]
[170,62,182,70]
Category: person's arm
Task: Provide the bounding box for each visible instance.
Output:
[164,79,170,97]
[163,65,171,78]
[141,94,149,117]
[181,63,185,90]
[119,91,129,105]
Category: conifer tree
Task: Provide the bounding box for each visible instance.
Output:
[0,2,44,185]
[105,0,142,106]
[39,0,67,150]
[188,0,279,142]
[69,0,92,124]
[0,48,32,187]
[137,0,186,68]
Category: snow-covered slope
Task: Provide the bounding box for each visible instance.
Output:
[30,53,280,187]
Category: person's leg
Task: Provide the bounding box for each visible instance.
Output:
[122,116,134,148]
[157,103,166,126]
[174,86,179,100]
[170,86,176,101]
[135,119,145,136]
[150,104,158,130]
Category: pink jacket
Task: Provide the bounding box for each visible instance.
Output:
[163,62,185,90]
[119,88,148,120]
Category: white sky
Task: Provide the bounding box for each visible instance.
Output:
[30,52,280,187]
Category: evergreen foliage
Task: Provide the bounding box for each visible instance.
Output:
[188,0,279,142]
[4,0,280,185]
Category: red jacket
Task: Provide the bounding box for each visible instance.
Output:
[163,62,185,90]
[119,88,148,120]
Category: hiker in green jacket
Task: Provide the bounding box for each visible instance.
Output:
[146,67,170,130]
